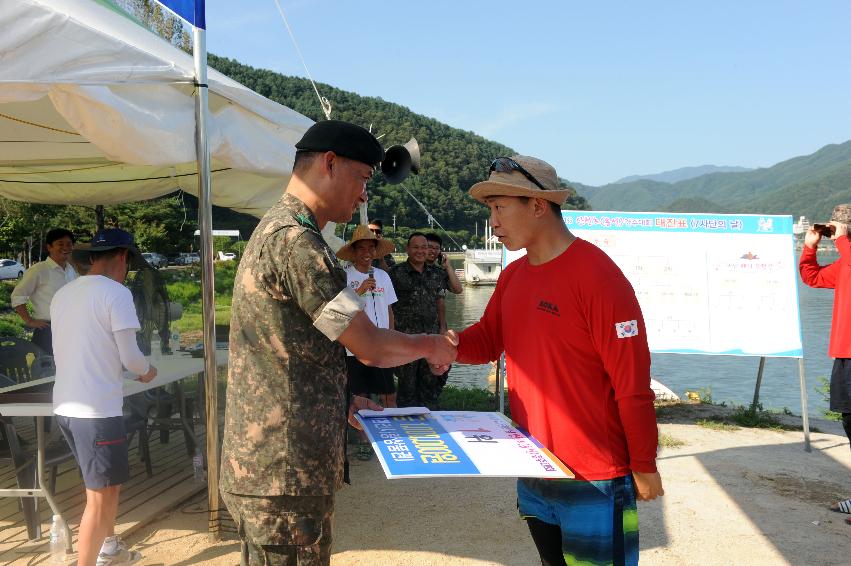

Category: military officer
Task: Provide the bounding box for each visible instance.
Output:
[389,232,453,408]
[220,120,457,566]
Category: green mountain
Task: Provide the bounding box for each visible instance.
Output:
[614,165,752,185]
[577,141,851,220]
[208,55,588,234]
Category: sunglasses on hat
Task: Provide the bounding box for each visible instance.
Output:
[489,157,547,192]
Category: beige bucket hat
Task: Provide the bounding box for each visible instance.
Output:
[830,204,851,224]
[336,224,395,262]
[469,155,572,205]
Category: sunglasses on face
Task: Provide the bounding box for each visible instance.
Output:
[489,157,547,191]
[369,228,382,235]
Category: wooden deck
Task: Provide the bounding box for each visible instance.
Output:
[0,420,209,565]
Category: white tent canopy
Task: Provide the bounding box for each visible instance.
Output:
[0,0,314,217]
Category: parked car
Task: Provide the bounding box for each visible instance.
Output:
[172,252,201,266]
[141,252,168,269]
[217,251,236,261]
[0,259,25,280]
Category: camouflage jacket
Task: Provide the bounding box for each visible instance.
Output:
[220,194,363,496]
[388,261,448,334]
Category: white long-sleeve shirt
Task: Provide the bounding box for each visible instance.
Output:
[10,257,77,320]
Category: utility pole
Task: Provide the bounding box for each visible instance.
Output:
[95,205,105,231]
[392,214,396,236]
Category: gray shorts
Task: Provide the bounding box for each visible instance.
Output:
[56,415,129,489]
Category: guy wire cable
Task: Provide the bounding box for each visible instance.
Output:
[273,0,333,120]
[399,183,463,250]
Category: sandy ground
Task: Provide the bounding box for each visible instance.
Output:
[124,404,851,566]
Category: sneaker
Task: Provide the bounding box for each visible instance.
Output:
[95,538,142,566]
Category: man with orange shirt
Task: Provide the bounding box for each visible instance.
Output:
[451,156,663,566]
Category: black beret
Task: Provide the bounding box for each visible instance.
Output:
[295,120,384,166]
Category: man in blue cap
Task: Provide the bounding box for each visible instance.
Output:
[221,120,457,565]
[51,228,157,566]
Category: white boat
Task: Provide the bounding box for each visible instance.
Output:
[463,221,502,286]
[651,378,680,401]
[792,215,811,236]
[463,249,502,285]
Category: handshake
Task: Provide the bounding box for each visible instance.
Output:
[426,329,459,375]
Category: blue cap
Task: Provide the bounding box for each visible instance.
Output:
[89,228,138,254]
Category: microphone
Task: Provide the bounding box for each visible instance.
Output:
[367,266,374,296]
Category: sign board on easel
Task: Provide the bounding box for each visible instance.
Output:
[501,211,811,450]
[504,212,803,357]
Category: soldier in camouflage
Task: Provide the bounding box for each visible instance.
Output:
[389,233,452,408]
[220,120,457,566]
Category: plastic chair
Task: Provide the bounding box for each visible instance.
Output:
[0,337,49,383]
[123,394,153,478]
[0,373,75,540]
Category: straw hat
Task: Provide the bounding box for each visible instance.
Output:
[336,225,395,262]
[469,155,572,205]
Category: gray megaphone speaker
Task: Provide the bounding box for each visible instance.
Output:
[381,137,420,184]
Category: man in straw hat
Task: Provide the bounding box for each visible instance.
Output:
[337,225,399,459]
[799,204,851,523]
[449,155,663,565]
[220,120,457,565]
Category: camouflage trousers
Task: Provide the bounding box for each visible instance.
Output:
[395,359,449,409]
[222,491,334,566]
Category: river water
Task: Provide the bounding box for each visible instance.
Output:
[444,253,838,416]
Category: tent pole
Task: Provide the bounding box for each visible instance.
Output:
[798,358,811,452]
[193,24,220,539]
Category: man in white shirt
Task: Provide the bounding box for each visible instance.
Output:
[337,225,398,459]
[11,228,78,354]
[51,229,156,566]
[337,225,399,404]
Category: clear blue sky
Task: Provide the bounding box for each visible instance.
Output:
[204,1,851,186]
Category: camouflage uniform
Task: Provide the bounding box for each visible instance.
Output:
[221,194,363,565]
[371,253,395,270]
[388,261,449,408]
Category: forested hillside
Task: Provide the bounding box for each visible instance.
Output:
[207,55,589,231]
[578,141,851,220]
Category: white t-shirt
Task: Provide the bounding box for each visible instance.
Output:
[344,265,397,356]
[51,275,142,418]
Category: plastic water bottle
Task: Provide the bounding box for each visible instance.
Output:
[170,329,180,353]
[49,514,68,563]
[150,337,162,361]
[192,448,205,483]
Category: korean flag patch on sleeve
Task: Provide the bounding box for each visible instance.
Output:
[615,320,639,338]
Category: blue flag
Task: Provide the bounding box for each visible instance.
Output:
[156,0,205,29]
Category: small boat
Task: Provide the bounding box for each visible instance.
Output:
[463,221,502,286]
[463,248,502,286]
[651,378,680,401]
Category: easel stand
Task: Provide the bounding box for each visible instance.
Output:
[748,356,810,452]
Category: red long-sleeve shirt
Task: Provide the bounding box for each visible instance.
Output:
[799,236,851,358]
[457,238,658,481]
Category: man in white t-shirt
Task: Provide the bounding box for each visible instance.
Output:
[51,229,157,566]
[336,225,398,459]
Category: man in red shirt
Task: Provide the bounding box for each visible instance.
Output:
[798,204,851,522]
[451,155,663,565]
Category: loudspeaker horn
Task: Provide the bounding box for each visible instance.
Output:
[381,137,421,184]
